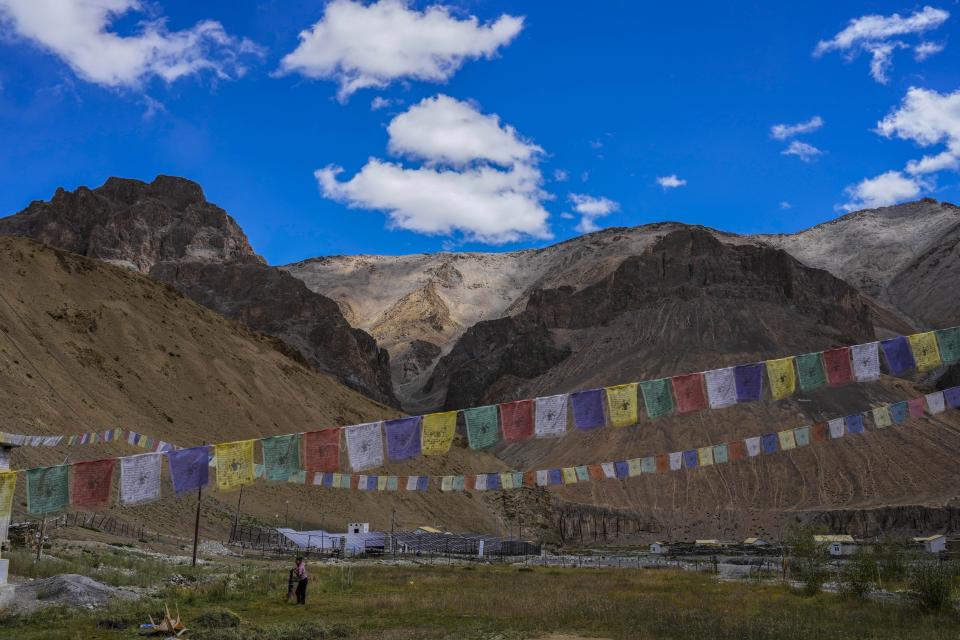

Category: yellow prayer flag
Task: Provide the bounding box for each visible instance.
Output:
[909,332,942,371]
[377,475,388,491]
[766,357,796,399]
[500,472,514,490]
[561,467,578,484]
[421,411,458,455]
[778,429,796,450]
[872,406,892,429]
[627,458,643,477]
[0,470,16,518]
[697,446,714,466]
[605,383,639,427]
[215,440,255,491]
[440,476,453,492]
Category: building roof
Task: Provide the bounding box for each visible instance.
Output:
[813,534,855,543]
[418,526,445,534]
[651,541,666,545]
[913,534,946,543]
[743,537,766,544]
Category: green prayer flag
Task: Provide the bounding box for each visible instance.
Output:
[641,457,656,474]
[640,378,675,418]
[795,352,827,391]
[712,443,729,464]
[575,465,590,482]
[793,426,811,447]
[463,405,500,450]
[261,434,301,482]
[27,465,69,515]
[936,327,960,364]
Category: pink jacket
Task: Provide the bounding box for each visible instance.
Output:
[294,562,308,580]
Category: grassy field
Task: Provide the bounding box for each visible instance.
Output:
[3,551,960,640]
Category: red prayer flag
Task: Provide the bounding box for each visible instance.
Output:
[303,429,340,473]
[587,464,605,481]
[823,347,853,386]
[70,458,116,507]
[727,441,747,461]
[672,373,707,414]
[655,453,669,473]
[523,471,537,487]
[499,400,534,443]
[463,475,475,491]
[908,397,925,418]
[811,422,829,442]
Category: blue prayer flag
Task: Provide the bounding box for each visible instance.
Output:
[881,336,916,375]
[384,416,422,462]
[761,433,779,454]
[570,389,606,430]
[167,445,210,495]
[845,414,865,434]
[734,363,765,402]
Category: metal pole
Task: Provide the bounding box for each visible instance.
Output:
[35,517,45,561]
[232,485,244,540]
[191,440,206,567]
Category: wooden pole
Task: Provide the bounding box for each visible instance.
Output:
[191,441,206,567]
[232,485,244,540]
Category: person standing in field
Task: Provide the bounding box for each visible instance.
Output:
[293,556,308,605]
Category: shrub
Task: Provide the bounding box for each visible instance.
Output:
[874,537,907,583]
[193,607,242,629]
[785,526,829,596]
[838,549,876,600]
[909,560,956,614]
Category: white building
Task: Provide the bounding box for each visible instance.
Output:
[347,522,370,534]
[743,537,769,547]
[913,534,947,554]
[814,534,857,556]
[650,541,668,555]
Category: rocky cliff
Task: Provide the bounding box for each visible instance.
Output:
[0,176,398,406]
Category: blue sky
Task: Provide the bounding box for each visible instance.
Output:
[0,1,958,265]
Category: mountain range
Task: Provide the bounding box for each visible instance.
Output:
[3,176,960,541]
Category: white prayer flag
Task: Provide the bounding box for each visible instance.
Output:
[744,437,761,457]
[828,418,845,439]
[705,367,737,408]
[441,476,453,492]
[926,391,946,414]
[668,451,683,471]
[474,474,488,491]
[601,462,616,479]
[405,476,419,491]
[345,422,384,472]
[120,453,162,506]
[534,394,568,438]
[851,342,880,381]
[536,470,549,486]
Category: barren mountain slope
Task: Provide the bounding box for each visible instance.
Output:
[0,177,397,405]
[0,237,524,540]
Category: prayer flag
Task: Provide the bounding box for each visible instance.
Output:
[712,443,729,464]
[119,453,162,506]
[473,474,487,491]
[766,357,796,400]
[70,459,115,508]
[536,470,550,486]
[823,347,853,385]
[605,383,638,427]
[571,389,606,430]
[588,464,605,481]
[851,342,881,381]
[936,327,960,363]
[926,391,946,414]
[548,469,563,485]
[487,473,502,490]
[387,476,399,491]
[377,475,389,491]
[261,434,301,482]
[795,353,827,391]
[601,463,616,479]
[499,400,535,442]
[727,441,746,461]
[575,465,590,482]
[303,429,340,473]
[215,440,255,491]
[908,397,925,418]
[655,453,669,473]
[421,412,457,455]
[745,436,761,457]
[627,458,643,477]
[441,476,454,492]
[640,378,675,418]
[704,367,737,408]
[761,433,779,454]
[641,457,656,474]
[845,414,865,434]
[872,406,892,429]
[463,405,500,449]
[288,470,306,484]
[811,422,829,442]
[168,445,210,494]
[682,449,698,469]
[454,476,466,491]
[697,446,714,466]
[417,476,429,491]
[562,467,578,484]
[828,418,845,439]
[523,471,535,487]
[345,422,385,470]
[27,465,69,515]
[668,452,683,471]
[672,373,707,414]
[611,461,628,479]
[500,472,514,490]
[384,417,422,462]
[889,401,909,424]
[944,386,960,409]
[778,430,796,450]
[534,394,568,438]
[881,336,916,375]
[793,426,811,447]
[909,332,942,371]
[735,363,765,402]
[0,471,16,543]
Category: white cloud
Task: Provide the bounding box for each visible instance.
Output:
[914,41,945,61]
[559,212,574,220]
[779,201,792,210]
[877,87,960,176]
[0,0,261,88]
[841,170,923,211]
[278,0,523,100]
[656,174,686,189]
[568,194,619,233]
[370,96,398,111]
[781,140,823,162]
[770,116,824,140]
[386,94,541,167]
[553,169,569,182]
[814,7,949,84]
[316,95,551,244]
